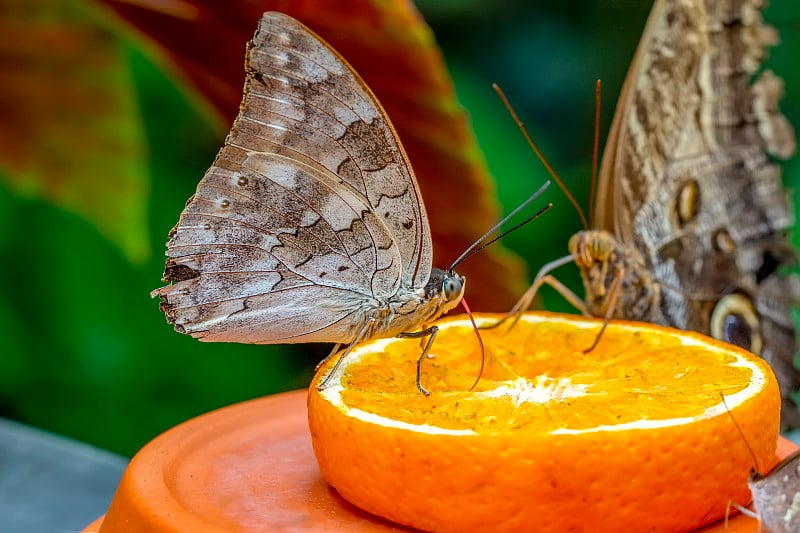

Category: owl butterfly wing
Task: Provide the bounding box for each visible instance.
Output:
[152,12,432,344]
[594,0,794,239]
[593,0,799,420]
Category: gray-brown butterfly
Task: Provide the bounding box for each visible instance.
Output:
[744,450,800,532]
[501,0,800,427]
[151,12,474,392]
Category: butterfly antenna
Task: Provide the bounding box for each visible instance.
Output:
[720,393,763,474]
[460,297,485,391]
[449,181,553,271]
[453,203,552,272]
[588,80,602,225]
[492,83,588,230]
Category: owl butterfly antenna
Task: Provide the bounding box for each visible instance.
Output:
[492,83,588,230]
[588,80,602,225]
[487,84,615,351]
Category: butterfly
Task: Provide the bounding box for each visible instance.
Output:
[151,12,475,393]
[502,0,800,425]
[743,449,800,532]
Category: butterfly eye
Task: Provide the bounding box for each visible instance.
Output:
[442,276,464,302]
[710,293,763,356]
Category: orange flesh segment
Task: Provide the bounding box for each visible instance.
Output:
[335,314,764,432]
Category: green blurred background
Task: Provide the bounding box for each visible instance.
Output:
[1,0,798,457]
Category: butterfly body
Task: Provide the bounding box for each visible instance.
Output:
[153,13,464,353]
[564,0,800,425]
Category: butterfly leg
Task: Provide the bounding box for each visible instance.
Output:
[725,499,761,529]
[483,254,587,332]
[398,326,439,396]
[315,343,341,371]
[584,266,625,353]
[317,319,376,391]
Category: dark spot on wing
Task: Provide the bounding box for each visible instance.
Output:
[722,313,753,350]
[721,14,743,29]
[248,68,266,86]
[756,251,779,283]
[163,262,200,283]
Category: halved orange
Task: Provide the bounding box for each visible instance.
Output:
[308,311,781,533]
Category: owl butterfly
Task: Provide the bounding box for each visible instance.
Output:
[151,12,504,393]
[506,0,800,425]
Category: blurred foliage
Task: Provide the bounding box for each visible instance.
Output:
[0,0,150,262]
[1,0,798,457]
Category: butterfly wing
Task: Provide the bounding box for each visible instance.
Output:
[749,450,800,532]
[592,0,799,420]
[152,12,433,344]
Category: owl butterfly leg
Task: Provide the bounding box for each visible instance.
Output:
[483,254,588,332]
[583,266,625,354]
[398,326,440,396]
[317,318,377,391]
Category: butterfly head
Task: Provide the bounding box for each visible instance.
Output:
[426,268,465,314]
[568,230,617,269]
